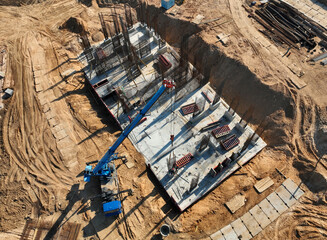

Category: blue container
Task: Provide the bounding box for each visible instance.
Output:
[103,200,122,217]
[161,0,175,10]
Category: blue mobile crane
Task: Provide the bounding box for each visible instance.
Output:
[84,79,175,216]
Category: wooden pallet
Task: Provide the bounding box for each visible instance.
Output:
[21,219,81,240]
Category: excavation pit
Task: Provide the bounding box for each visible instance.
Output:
[79,22,266,212]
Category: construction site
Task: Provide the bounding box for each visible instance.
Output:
[0,0,327,239]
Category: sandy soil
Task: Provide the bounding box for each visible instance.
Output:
[0,0,326,239]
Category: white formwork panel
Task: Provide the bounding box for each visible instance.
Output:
[266,192,288,214]
[282,178,304,200]
[258,198,280,222]
[249,205,271,229]
[220,224,238,240]
[241,212,262,237]
[230,218,252,240]
[275,185,298,207]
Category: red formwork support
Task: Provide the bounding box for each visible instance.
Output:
[211,125,231,139]
[176,153,194,168]
[221,134,240,151]
[181,103,199,115]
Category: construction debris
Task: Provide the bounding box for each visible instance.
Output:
[254,176,274,193]
[3,88,13,99]
[311,52,327,62]
[225,194,246,213]
[247,0,327,49]
[192,14,205,24]
[216,33,231,46]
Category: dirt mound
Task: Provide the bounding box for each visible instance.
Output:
[91,31,104,42]
[138,4,202,46]
[59,17,86,34]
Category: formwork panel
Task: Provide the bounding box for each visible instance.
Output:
[249,205,271,229]
[241,212,262,237]
[282,178,304,200]
[220,224,238,240]
[267,192,288,214]
[258,198,280,222]
[230,218,252,240]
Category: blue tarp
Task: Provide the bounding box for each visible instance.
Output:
[161,0,175,10]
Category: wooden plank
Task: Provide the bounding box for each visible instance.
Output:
[254,177,274,193]
[282,178,304,200]
[125,160,135,169]
[225,194,246,213]
[249,205,271,229]
[230,218,252,240]
[275,185,298,207]
[258,198,279,222]
[220,224,238,240]
[266,192,288,214]
[241,212,262,237]
[211,230,225,240]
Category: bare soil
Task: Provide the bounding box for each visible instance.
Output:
[0,0,326,239]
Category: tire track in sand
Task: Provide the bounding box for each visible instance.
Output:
[2,34,74,212]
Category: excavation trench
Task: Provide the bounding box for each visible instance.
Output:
[130,5,327,237]
[133,4,327,203]
[136,3,295,148]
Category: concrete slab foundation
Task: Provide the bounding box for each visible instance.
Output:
[80,22,267,212]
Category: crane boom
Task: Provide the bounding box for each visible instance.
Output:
[83,79,174,216]
[87,79,175,176]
